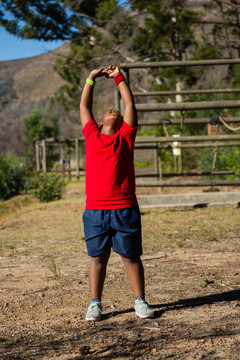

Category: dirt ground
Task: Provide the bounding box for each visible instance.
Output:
[0,182,240,360]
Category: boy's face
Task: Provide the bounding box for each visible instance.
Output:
[102,109,123,130]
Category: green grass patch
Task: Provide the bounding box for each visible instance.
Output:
[134,161,153,168]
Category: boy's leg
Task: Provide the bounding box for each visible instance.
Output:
[121,255,154,318]
[89,247,111,299]
[86,247,111,321]
[120,255,145,297]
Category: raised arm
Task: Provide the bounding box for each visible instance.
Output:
[105,65,138,128]
[80,67,106,128]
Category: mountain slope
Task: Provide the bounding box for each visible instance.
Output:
[0,42,69,102]
[0,43,71,156]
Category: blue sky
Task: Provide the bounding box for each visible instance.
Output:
[0,26,66,62]
[0,1,128,62]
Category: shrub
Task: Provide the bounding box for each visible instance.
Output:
[197,147,240,179]
[32,172,64,202]
[0,155,26,200]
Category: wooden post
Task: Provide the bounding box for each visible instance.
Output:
[174,155,177,173]
[158,145,162,182]
[120,67,129,114]
[75,138,80,179]
[154,143,159,179]
[178,156,182,174]
[114,89,121,112]
[60,144,65,181]
[36,142,40,172]
[42,140,46,173]
[212,146,218,173]
[67,142,71,181]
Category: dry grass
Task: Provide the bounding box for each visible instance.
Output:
[1,180,240,258]
[0,181,240,360]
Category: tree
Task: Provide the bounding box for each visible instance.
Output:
[0,0,137,119]
[23,108,59,167]
[0,0,80,40]
[131,0,200,61]
[202,0,240,58]
[50,0,136,114]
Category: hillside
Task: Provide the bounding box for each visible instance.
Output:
[0,42,69,102]
[0,43,74,157]
[0,42,122,157]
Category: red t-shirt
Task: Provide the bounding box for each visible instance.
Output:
[82,119,138,210]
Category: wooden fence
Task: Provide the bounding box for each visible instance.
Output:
[120,59,240,188]
[36,58,240,188]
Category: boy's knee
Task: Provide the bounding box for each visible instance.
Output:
[121,255,142,264]
[90,248,111,264]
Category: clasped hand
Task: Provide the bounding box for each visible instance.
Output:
[90,65,120,80]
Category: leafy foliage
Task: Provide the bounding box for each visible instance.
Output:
[23,108,59,143]
[198,147,240,179]
[0,154,26,200]
[1,0,240,178]
[132,0,200,61]
[32,172,64,202]
[51,1,135,111]
[22,108,60,169]
[203,0,240,57]
[0,0,81,40]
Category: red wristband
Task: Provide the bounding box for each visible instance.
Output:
[114,72,125,86]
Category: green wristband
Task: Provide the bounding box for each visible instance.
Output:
[86,78,96,86]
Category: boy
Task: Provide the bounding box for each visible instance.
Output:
[80,65,154,321]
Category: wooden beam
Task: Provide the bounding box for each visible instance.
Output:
[135,171,235,178]
[136,180,240,187]
[138,117,240,125]
[136,100,240,111]
[133,89,240,96]
[135,134,240,143]
[162,142,240,148]
[159,171,235,177]
[121,58,240,69]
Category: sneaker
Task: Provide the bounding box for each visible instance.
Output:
[86,302,102,321]
[134,299,154,319]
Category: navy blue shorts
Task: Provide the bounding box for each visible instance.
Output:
[82,206,142,258]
